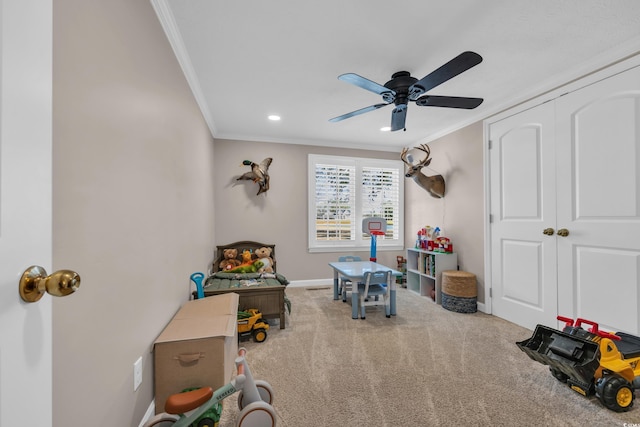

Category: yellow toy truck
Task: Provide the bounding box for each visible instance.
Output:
[237,308,269,343]
[517,316,640,412]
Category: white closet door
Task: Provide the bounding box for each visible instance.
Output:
[488,101,558,330]
[556,65,640,334]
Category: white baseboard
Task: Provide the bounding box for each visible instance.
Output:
[138,400,155,427]
[287,278,333,288]
[477,301,487,314]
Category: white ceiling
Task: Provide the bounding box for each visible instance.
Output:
[153,0,640,152]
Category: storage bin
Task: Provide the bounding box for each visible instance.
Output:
[441,270,477,313]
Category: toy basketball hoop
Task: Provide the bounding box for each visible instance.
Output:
[363,217,387,262]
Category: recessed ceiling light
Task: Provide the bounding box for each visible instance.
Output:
[380,126,391,132]
[268,115,281,121]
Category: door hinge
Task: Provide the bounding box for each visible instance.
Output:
[488,140,492,150]
[489,214,493,223]
[489,288,492,298]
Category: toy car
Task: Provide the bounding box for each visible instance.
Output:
[237,308,269,343]
[517,316,640,412]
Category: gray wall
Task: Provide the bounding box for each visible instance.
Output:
[213,139,402,279]
[406,122,486,303]
[50,2,486,426]
[214,123,485,298]
[52,1,215,425]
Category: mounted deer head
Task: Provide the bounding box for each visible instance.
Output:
[400,144,445,198]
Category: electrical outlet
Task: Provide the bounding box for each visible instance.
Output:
[133,356,143,391]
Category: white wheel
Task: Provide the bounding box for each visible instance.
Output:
[237,380,275,409]
[255,380,275,405]
[236,401,276,427]
[143,413,179,427]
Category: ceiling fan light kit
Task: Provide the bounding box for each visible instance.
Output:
[330,51,484,131]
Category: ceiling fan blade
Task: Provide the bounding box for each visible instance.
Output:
[409,51,483,98]
[415,95,484,109]
[390,104,407,131]
[329,103,390,122]
[338,73,396,97]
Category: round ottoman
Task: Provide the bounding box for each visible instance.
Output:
[441,270,477,313]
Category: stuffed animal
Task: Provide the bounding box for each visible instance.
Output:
[239,250,254,266]
[227,260,264,274]
[254,247,274,273]
[219,248,241,271]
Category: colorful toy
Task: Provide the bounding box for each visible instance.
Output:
[179,387,223,426]
[222,250,262,273]
[227,261,264,274]
[363,217,387,262]
[144,347,276,427]
[220,249,242,271]
[517,316,640,412]
[240,250,254,265]
[416,226,443,250]
[238,309,269,343]
[190,272,205,299]
[434,236,453,253]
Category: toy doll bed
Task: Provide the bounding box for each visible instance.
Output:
[196,241,290,329]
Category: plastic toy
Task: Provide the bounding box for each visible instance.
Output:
[238,309,269,343]
[144,347,276,427]
[433,236,453,253]
[190,272,205,299]
[517,316,640,412]
[363,217,387,262]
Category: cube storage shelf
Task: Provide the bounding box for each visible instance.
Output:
[406,248,458,304]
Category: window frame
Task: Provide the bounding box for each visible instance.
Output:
[307,154,404,253]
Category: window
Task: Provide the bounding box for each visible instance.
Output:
[308,154,404,252]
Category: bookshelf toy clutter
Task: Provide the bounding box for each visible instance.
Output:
[415,226,453,253]
[406,247,457,304]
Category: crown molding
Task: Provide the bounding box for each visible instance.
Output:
[150,0,217,137]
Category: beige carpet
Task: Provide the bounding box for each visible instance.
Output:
[218,286,639,426]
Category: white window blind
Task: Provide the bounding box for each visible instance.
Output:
[308,154,404,252]
[362,166,401,240]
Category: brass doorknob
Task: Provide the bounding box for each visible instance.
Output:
[543,228,555,236]
[557,228,570,237]
[19,266,81,303]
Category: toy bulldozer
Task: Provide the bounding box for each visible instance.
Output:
[517,316,640,412]
[237,309,269,343]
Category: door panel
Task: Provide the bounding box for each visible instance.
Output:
[556,64,640,334]
[574,95,639,217]
[489,101,558,330]
[501,240,542,305]
[0,1,53,425]
[575,246,640,331]
[501,126,543,219]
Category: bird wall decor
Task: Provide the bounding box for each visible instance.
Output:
[237,157,272,195]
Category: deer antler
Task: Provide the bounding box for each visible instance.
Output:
[414,144,431,166]
[401,144,432,168]
[400,147,410,165]
[399,144,444,198]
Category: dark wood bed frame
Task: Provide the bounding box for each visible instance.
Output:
[210,240,276,274]
[206,241,286,329]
